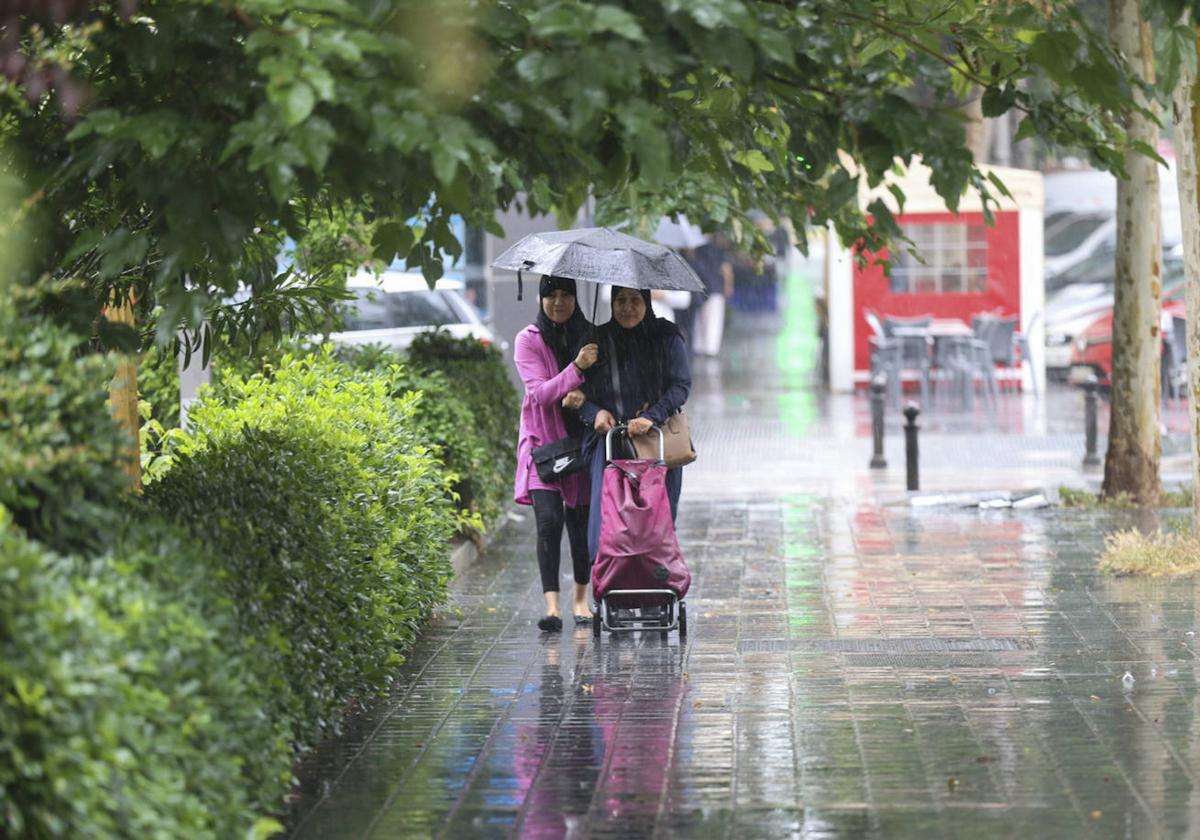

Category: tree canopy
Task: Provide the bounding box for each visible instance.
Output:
[0,0,1150,350]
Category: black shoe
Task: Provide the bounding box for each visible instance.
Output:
[537,615,563,632]
[573,614,593,626]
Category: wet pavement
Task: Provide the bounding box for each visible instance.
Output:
[287,272,1199,838]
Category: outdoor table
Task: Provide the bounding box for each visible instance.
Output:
[890,318,973,339]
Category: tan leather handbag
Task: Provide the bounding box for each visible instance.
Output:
[632,411,697,468]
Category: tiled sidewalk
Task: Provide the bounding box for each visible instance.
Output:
[289,498,1200,838]
[287,280,1198,838]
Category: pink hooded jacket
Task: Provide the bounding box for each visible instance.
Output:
[513,325,588,508]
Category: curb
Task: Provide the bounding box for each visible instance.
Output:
[449,537,478,579]
[448,502,520,579]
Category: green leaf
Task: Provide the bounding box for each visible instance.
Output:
[593,6,645,40]
[1028,30,1080,81]
[283,83,316,127]
[857,36,892,65]
[733,149,775,173]
[980,84,1015,118]
[294,117,337,171]
[986,171,1014,201]
[372,222,415,263]
[1155,24,1196,98]
[755,26,794,65]
[98,228,150,280]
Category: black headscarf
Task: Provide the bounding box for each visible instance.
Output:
[534,274,589,371]
[594,286,682,410]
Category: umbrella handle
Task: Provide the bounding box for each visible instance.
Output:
[517,260,535,301]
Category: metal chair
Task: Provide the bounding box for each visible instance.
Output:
[882,314,933,407]
[1012,311,1040,396]
[968,317,1001,406]
[865,310,901,406]
[934,334,984,410]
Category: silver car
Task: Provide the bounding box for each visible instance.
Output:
[329,270,503,355]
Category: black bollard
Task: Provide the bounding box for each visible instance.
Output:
[869,375,887,469]
[1082,373,1101,468]
[903,403,920,491]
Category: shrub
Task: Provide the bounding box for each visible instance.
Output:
[137,347,181,429]
[0,509,287,839]
[145,351,457,745]
[335,344,491,526]
[0,285,129,555]
[406,330,519,524]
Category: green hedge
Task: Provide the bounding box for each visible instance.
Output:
[0,290,129,556]
[2,334,460,836]
[139,331,520,529]
[335,343,497,527]
[404,330,519,524]
[0,510,287,840]
[146,351,458,743]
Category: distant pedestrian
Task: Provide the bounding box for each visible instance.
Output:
[651,289,692,324]
[687,239,733,356]
[513,275,598,632]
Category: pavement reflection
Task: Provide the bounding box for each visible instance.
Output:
[286,272,1199,839]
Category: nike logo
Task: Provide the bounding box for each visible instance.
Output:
[552,456,573,473]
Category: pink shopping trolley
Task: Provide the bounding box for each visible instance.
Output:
[591,424,690,638]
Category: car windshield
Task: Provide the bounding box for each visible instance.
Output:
[342,288,468,331]
[1046,245,1115,293]
[1045,216,1107,257]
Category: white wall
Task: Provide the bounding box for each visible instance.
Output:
[825,226,855,393]
[1018,207,1046,394]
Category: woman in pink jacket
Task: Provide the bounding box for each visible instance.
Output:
[514,275,598,632]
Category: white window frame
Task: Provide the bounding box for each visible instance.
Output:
[890,221,988,294]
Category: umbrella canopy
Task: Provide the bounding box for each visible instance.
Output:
[653,215,707,250]
[491,227,705,294]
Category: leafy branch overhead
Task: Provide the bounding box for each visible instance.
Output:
[1,0,1147,348]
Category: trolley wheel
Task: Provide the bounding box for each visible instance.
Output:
[678,603,687,638]
[592,610,601,638]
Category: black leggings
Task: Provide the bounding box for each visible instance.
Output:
[530,490,590,593]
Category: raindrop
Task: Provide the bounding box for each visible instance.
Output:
[1150,667,1158,678]
[1187,631,1196,638]
[1121,671,1135,688]
[987,687,997,695]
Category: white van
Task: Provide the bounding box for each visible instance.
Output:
[1043,166,1181,283]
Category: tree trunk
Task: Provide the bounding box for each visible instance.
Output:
[103,293,142,493]
[962,91,989,163]
[991,110,1013,167]
[1102,0,1161,504]
[1172,28,1200,525]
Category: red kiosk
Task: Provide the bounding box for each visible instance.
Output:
[825,160,1045,395]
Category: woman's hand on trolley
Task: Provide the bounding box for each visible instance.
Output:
[561,389,585,410]
[594,409,616,433]
[627,416,653,437]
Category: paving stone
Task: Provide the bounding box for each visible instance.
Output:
[285,304,1199,838]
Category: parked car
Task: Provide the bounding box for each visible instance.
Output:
[1066,254,1187,389]
[1044,213,1113,282]
[1044,277,1116,380]
[1043,242,1188,379]
[328,270,505,356]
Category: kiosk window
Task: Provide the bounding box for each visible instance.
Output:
[890,223,988,294]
